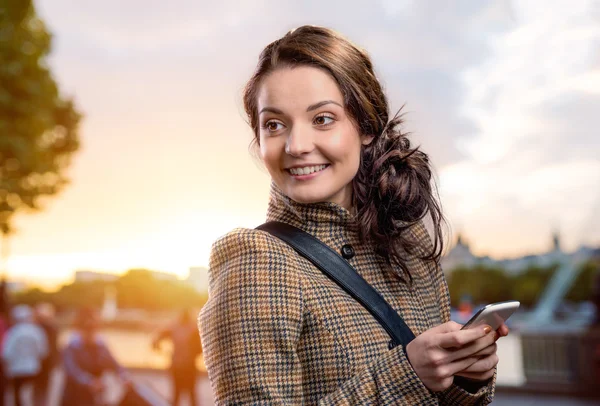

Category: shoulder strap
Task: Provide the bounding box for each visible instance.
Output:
[256,221,415,349]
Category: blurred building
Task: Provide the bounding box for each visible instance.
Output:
[74,270,119,283]
[146,270,179,282]
[101,285,118,321]
[187,267,209,293]
[441,232,598,275]
[5,280,27,293]
[440,234,480,271]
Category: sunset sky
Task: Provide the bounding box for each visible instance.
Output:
[6,0,600,290]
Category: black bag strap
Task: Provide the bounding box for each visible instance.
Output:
[256,221,415,349]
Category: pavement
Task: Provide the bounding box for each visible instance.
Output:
[5,369,599,406]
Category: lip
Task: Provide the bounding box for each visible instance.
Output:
[285,163,330,170]
[286,164,330,180]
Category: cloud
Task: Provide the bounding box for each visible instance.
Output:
[441,0,600,253]
[36,0,268,51]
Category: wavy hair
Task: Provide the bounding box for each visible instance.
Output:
[243,26,445,275]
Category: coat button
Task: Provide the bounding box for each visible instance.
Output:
[340,244,355,259]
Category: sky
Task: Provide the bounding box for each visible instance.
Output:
[5,0,600,290]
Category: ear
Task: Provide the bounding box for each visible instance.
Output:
[361,134,375,146]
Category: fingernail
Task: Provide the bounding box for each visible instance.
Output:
[483,326,491,334]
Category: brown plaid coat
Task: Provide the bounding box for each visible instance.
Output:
[199,185,496,405]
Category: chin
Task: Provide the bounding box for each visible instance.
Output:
[285,188,329,205]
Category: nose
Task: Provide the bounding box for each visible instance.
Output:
[285,126,315,157]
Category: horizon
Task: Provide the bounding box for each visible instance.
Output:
[10,229,596,292]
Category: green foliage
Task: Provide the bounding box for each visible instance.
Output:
[115,269,204,311]
[0,0,81,235]
[447,264,512,307]
[565,260,599,303]
[510,263,558,307]
[13,286,51,305]
[54,281,108,309]
[447,261,599,308]
[16,281,108,310]
[13,269,207,311]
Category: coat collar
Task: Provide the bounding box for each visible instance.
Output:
[266,182,360,241]
[264,182,420,286]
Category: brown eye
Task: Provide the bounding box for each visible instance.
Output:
[264,121,284,132]
[314,115,334,126]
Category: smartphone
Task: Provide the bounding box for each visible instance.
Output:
[460,300,520,330]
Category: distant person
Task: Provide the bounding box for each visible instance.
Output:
[152,309,202,406]
[0,311,7,406]
[61,308,131,406]
[1,305,48,406]
[33,302,59,406]
[590,269,600,384]
[0,279,9,406]
[456,294,474,324]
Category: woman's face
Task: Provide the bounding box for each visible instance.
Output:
[257,66,372,209]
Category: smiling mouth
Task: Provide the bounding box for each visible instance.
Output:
[287,164,329,176]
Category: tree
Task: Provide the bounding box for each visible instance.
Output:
[447,264,512,307]
[115,269,204,311]
[565,260,600,303]
[0,0,81,273]
[510,263,558,308]
[13,269,208,312]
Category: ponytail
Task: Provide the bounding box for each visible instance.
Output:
[353,109,444,277]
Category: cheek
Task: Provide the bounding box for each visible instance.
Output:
[259,137,282,173]
[327,131,363,168]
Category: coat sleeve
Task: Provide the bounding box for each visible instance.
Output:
[63,343,95,386]
[198,228,442,405]
[414,220,497,406]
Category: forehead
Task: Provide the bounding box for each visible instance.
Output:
[257,66,344,111]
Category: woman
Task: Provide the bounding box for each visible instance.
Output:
[199,25,509,405]
[61,308,130,405]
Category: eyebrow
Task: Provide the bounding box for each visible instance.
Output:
[258,100,343,115]
[306,100,343,112]
[259,107,284,115]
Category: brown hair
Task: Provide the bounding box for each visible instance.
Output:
[243,26,445,275]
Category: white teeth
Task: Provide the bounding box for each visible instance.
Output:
[290,165,327,175]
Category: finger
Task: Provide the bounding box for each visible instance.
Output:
[431,321,463,334]
[446,331,496,361]
[438,325,491,349]
[458,353,499,374]
[446,356,481,376]
[455,369,495,381]
[471,342,497,358]
[497,324,509,337]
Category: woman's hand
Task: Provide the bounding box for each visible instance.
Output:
[454,324,509,381]
[405,321,497,392]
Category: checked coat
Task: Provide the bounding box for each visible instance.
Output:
[199,184,496,405]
